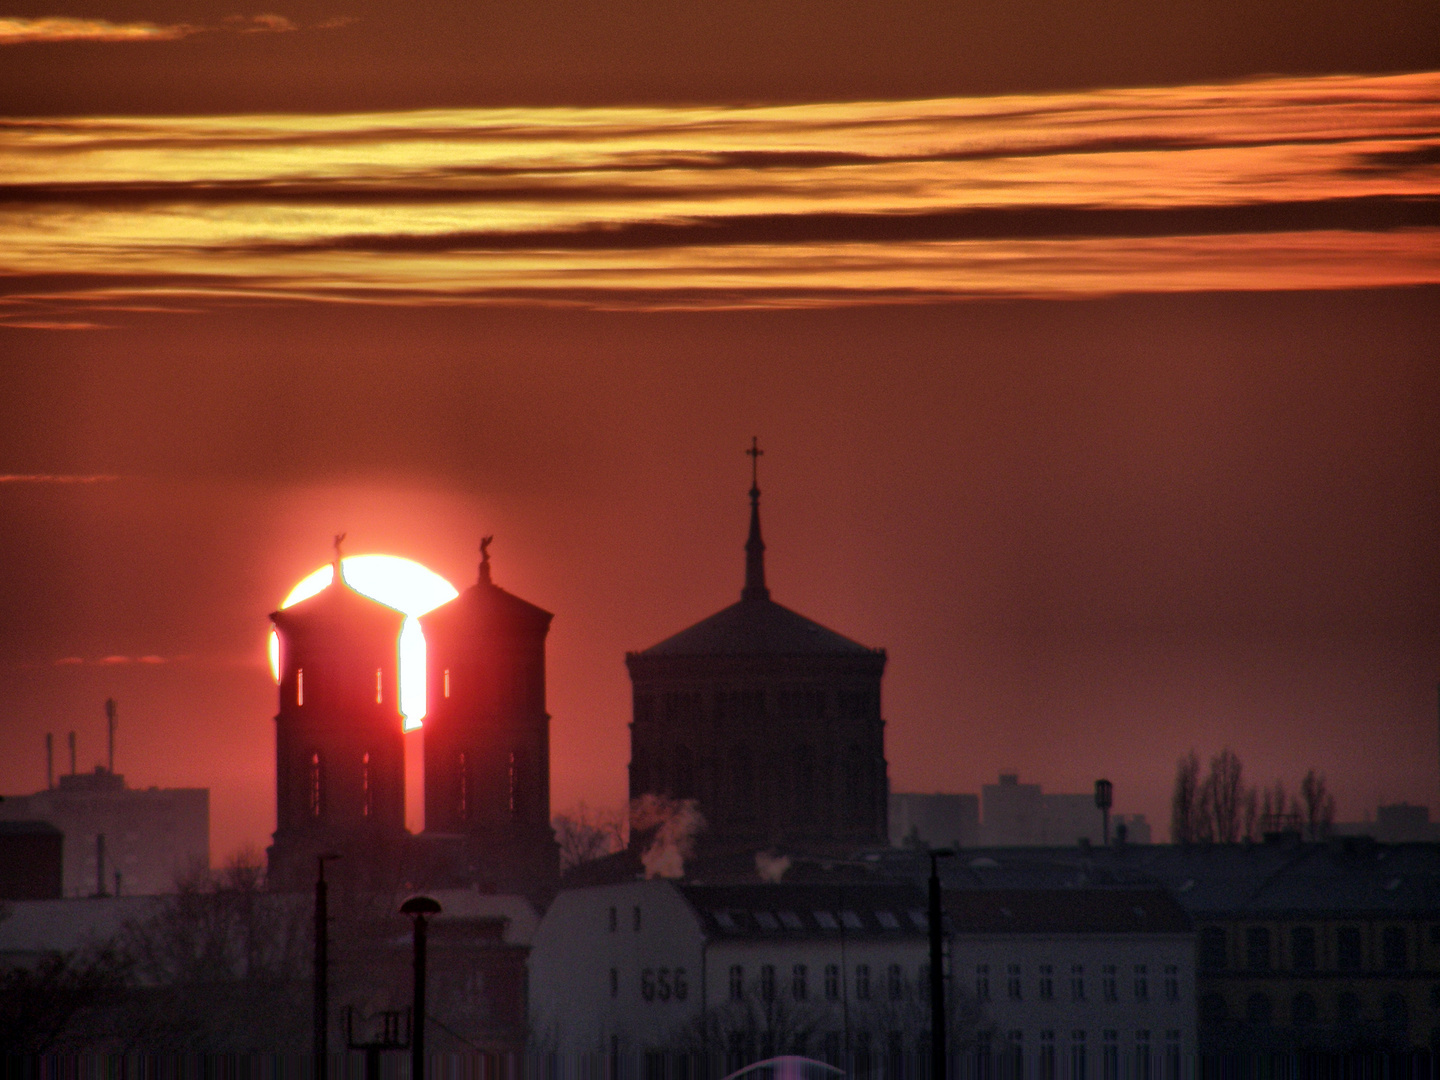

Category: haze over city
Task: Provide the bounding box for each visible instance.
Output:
[1,0,1437,865]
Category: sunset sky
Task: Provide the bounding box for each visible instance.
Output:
[1,0,1437,862]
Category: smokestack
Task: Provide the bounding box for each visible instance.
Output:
[95,833,107,897]
[68,731,76,775]
[105,698,117,774]
[45,733,53,790]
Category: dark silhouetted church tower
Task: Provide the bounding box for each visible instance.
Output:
[419,540,559,899]
[269,539,409,890]
[625,443,889,850]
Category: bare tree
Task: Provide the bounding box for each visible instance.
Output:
[1300,769,1336,840]
[1170,751,1201,844]
[553,802,625,872]
[1205,748,1246,843]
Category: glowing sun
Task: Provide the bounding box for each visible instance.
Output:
[269,554,458,730]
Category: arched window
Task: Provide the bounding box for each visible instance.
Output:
[375,668,383,704]
[673,745,693,798]
[1244,993,1272,1026]
[1199,993,1227,1026]
[1383,992,1409,1035]
[296,668,304,706]
[730,744,754,802]
[361,752,371,817]
[308,751,324,819]
[1291,992,1317,1025]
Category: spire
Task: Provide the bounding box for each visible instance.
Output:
[743,438,769,602]
[479,535,494,586]
[332,533,347,587]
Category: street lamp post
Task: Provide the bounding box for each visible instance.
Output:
[401,895,442,1080]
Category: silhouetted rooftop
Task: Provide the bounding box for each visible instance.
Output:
[634,596,878,658]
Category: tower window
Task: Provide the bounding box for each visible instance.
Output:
[457,751,468,821]
[443,668,450,698]
[375,668,383,704]
[361,752,371,817]
[309,752,324,819]
[296,668,304,706]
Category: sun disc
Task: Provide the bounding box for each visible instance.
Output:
[269,554,458,728]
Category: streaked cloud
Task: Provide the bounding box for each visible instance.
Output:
[0,71,1435,316]
[0,473,123,482]
[0,13,324,45]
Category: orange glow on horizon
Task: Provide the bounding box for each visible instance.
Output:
[269,554,458,729]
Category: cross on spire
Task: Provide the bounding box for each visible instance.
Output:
[746,437,763,497]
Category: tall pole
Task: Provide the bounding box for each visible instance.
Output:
[314,854,339,1080]
[929,849,955,1080]
[105,698,117,774]
[402,896,442,1080]
[68,731,76,775]
[1094,779,1113,847]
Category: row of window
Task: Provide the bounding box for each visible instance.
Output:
[1201,924,1414,972]
[634,689,878,726]
[304,750,374,820]
[292,667,387,707]
[727,963,919,1003]
[976,1029,1183,1080]
[976,964,1181,1004]
[1203,989,1413,1030]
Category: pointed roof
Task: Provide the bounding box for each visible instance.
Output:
[635,445,878,659]
[270,537,406,632]
[420,537,552,637]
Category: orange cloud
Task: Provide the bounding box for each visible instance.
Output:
[0,13,326,45]
[0,474,122,483]
[0,17,198,44]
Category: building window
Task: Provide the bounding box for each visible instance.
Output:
[1007,963,1023,1000]
[1071,964,1085,1001]
[1291,926,1316,971]
[1337,991,1361,1024]
[1383,991,1408,1034]
[361,752,371,817]
[1164,1032,1180,1080]
[793,965,808,1001]
[977,964,990,1001]
[888,963,904,1001]
[1200,994,1227,1026]
[1006,1032,1023,1080]
[1070,1032,1087,1080]
[456,752,468,821]
[855,964,871,1001]
[296,668,304,706]
[1101,1031,1118,1080]
[1245,993,1272,1026]
[633,905,641,932]
[1291,992,1317,1025]
[825,964,840,1001]
[309,751,324,819]
[1246,927,1271,971]
[1038,1031,1055,1080]
[610,967,618,998]
[1135,1031,1151,1080]
[1101,965,1117,1002]
[674,968,688,1001]
[1199,926,1226,971]
[1337,926,1363,971]
[761,964,776,1002]
[1163,964,1179,1001]
[375,668,383,704]
[1133,965,1147,1001]
[443,668,450,698]
[1039,964,1054,1000]
[729,965,743,1001]
[1383,927,1408,971]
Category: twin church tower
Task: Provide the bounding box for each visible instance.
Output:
[268,449,888,900]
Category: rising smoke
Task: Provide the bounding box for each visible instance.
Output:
[629,794,706,879]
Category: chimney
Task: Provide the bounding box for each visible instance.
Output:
[68,731,76,775]
[45,733,53,789]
